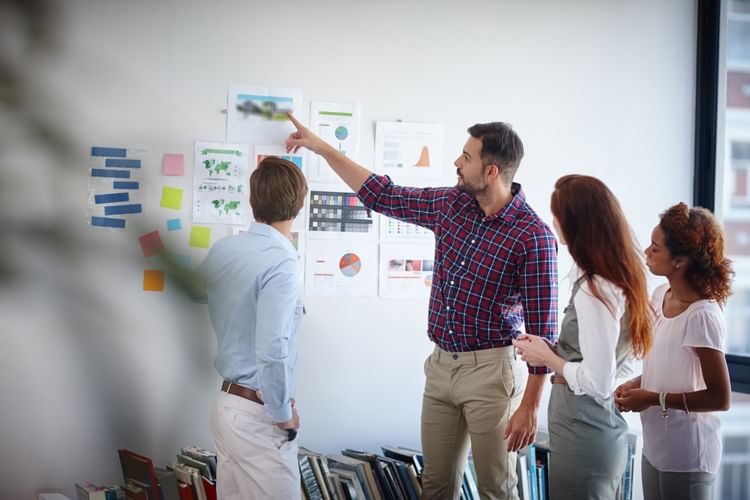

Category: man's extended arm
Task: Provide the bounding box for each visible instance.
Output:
[286,112,371,192]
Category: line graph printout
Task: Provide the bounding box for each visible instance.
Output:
[193,142,250,225]
[305,240,377,297]
[309,101,361,182]
[374,121,444,180]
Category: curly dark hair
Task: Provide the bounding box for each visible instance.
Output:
[659,203,733,305]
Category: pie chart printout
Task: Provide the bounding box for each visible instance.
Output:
[339,252,362,277]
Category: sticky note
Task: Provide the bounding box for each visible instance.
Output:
[143,269,165,292]
[160,186,183,210]
[138,230,165,258]
[166,218,182,231]
[163,153,184,176]
[189,226,211,248]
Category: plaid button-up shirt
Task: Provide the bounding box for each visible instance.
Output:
[359,174,558,374]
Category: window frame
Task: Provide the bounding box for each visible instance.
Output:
[696,0,750,393]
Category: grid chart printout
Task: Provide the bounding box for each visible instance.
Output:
[380,216,433,241]
[307,189,375,238]
[88,146,145,230]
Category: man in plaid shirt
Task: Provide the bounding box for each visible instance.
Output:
[287,113,558,500]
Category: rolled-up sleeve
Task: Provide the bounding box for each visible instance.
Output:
[357,174,449,230]
[519,227,559,374]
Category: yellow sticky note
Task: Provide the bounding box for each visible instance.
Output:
[143,269,165,292]
[189,226,211,248]
[160,186,183,210]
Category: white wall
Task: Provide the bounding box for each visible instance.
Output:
[0,0,696,498]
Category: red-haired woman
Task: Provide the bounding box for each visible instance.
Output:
[615,203,732,500]
[513,174,652,499]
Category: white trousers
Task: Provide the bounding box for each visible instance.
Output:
[210,391,300,500]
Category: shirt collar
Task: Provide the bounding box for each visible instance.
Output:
[476,182,526,223]
[247,222,296,255]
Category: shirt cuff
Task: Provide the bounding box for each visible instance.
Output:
[266,403,292,424]
[357,173,390,207]
[562,361,584,395]
[528,363,552,375]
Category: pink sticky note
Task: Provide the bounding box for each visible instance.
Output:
[163,153,184,176]
[138,230,165,258]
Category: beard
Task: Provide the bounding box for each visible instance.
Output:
[456,177,486,195]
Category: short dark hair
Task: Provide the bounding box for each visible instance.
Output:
[467,122,524,184]
[250,157,308,223]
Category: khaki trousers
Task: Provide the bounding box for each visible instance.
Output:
[210,391,300,500]
[421,345,527,500]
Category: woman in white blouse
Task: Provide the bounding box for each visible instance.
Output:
[513,174,652,500]
[615,203,732,500]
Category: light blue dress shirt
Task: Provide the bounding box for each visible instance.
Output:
[200,222,303,423]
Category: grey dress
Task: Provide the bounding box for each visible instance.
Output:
[548,278,630,500]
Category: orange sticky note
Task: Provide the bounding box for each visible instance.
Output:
[143,269,164,292]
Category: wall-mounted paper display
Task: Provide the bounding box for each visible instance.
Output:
[226,84,302,145]
[193,142,250,225]
[305,240,377,297]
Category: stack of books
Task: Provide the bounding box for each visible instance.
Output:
[77,447,217,500]
[298,445,481,500]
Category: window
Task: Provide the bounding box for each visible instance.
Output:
[719,0,750,368]
[693,0,750,497]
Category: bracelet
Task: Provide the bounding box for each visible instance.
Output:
[682,392,690,414]
[659,392,669,430]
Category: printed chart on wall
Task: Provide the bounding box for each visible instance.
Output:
[306,184,376,240]
[193,142,251,225]
[309,101,361,182]
[374,121,444,181]
[305,240,378,297]
[226,84,302,144]
[379,243,435,299]
[87,146,145,230]
[379,214,434,241]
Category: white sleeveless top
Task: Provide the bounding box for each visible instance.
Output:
[640,284,725,473]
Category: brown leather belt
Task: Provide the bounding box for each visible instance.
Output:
[551,374,568,385]
[221,380,264,405]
